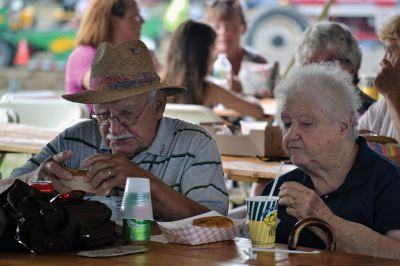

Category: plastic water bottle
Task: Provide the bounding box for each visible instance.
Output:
[212,53,232,87]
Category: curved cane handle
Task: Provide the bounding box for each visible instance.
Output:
[288,217,336,251]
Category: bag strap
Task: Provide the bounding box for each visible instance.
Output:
[0,205,9,239]
[0,180,26,240]
[15,217,35,254]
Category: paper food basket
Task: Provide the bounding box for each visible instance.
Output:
[157,211,246,245]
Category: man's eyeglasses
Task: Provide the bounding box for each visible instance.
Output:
[307,58,354,68]
[90,100,149,127]
[325,58,353,68]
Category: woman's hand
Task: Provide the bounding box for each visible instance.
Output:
[81,153,150,195]
[278,181,333,221]
[229,74,243,94]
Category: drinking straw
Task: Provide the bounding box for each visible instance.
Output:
[267,161,284,200]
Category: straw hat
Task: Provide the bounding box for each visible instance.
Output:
[62,40,186,104]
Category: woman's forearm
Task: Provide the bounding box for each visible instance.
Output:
[327,214,400,260]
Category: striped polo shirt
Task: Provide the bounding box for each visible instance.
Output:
[10,117,229,216]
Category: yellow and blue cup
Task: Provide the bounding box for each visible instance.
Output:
[246,196,278,248]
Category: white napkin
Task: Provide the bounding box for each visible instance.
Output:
[248,247,320,259]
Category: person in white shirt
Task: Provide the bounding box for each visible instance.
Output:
[358,15,400,142]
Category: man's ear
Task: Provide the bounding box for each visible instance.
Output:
[155,92,167,120]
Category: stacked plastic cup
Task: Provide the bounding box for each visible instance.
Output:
[246,196,279,248]
[120,177,153,241]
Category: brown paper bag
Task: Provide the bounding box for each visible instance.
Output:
[264,126,287,158]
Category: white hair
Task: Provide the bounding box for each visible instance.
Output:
[146,89,162,107]
[296,21,362,70]
[274,63,361,138]
[147,89,158,100]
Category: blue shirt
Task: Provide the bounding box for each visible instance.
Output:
[262,137,400,249]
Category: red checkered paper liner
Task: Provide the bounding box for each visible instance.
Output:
[157,211,246,245]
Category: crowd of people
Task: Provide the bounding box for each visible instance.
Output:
[1,0,399,260]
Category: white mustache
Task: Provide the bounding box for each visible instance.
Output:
[106,132,135,141]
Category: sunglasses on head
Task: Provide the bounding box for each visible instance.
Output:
[206,0,235,6]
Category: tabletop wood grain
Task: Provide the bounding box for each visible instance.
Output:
[214,97,276,117]
[0,237,397,266]
[0,123,58,154]
[222,156,296,183]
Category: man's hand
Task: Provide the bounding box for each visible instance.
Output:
[36,150,73,193]
[81,153,150,195]
[278,182,333,221]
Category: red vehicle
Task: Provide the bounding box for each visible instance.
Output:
[245,0,400,74]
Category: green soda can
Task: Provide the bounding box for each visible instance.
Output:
[123,219,151,241]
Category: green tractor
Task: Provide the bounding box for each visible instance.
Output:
[0,0,165,68]
[0,0,76,67]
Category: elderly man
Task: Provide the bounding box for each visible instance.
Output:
[358,15,400,142]
[262,63,400,259]
[296,21,375,117]
[3,40,229,221]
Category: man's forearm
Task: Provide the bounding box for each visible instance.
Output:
[117,163,212,221]
[149,174,210,221]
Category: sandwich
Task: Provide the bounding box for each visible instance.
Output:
[60,168,94,193]
[192,216,234,228]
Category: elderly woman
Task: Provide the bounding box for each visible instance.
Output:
[262,63,400,259]
[296,21,375,117]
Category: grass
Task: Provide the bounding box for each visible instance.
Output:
[0,153,30,179]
